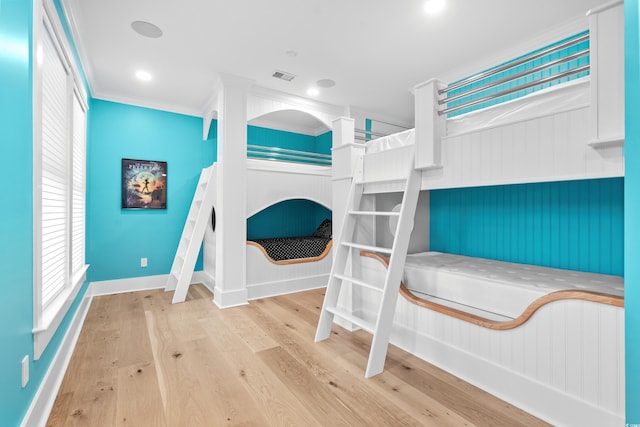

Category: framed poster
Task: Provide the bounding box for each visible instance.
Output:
[122,158,167,209]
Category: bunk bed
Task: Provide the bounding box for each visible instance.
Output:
[202,143,333,300]
[328,2,624,426]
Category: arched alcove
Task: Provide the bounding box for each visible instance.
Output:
[247,198,331,240]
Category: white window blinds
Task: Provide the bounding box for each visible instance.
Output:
[40,23,70,308]
[33,2,88,359]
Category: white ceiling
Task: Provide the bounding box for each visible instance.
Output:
[61,0,606,129]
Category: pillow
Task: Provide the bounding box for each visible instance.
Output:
[312,219,332,239]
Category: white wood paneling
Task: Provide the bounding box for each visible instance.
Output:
[354,255,625,427]
[246,159,332,217]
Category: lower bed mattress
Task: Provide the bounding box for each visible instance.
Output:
[403,252,624,319]
[248,236,331,262]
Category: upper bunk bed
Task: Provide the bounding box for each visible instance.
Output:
[335,0,624,195]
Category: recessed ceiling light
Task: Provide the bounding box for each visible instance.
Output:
[424,0,445,14]
[136,70,152,81]
[307,87,319,97]
[131,21,163,38]
[317,79,336,88]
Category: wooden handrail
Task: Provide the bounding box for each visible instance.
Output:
[247,240,332,266]
[360,251,624,331]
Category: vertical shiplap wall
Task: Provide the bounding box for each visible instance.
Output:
[246,126,332,238]
[430,178,623,276]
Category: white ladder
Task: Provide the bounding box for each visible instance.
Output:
[315,156,421,378]
[165,164,217,303]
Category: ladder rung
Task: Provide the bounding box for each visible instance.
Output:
[355,176,407,185]
[334,273,383,293]
[348,210,401,217]
[342,242,392,254]
[326,306,375,334]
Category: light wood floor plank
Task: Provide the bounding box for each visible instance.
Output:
[48,285,550,427]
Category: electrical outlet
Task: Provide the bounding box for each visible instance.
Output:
[141,257,148,268]
[21,355,29,388]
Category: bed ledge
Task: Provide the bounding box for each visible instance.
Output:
[360,251,624,331]
[247,240,333,265]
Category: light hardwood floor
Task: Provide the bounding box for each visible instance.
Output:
[47,285,550,426]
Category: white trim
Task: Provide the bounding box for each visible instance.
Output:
[33,266,88,359]
[57,0,95,96]
[21,291,92,427]
[89,273,212,297]
[42,0,87,104]
[586,0,623,17]
[247,274,328,300]
[91,92,203,119]
[213,286,249,309]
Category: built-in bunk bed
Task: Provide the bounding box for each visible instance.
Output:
[329,2,624,426]
[244,147,333,299]
[202,98,340,302]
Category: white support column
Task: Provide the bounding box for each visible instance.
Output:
[413,79,446,170]
[587,0,624,147]
[214,74,253,308]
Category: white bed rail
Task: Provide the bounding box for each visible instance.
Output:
[410,0,623,186]
[247,144,331,166]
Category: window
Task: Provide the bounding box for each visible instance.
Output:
[33,1,88,359]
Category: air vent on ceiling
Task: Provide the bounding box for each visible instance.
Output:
[272,70,296,82]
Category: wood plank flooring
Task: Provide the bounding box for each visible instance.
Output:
[48,285,550,426]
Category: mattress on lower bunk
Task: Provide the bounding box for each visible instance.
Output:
[366,128,415,154]
[249,237,331,261]
[403,252,624,319]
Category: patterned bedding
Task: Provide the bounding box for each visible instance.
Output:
[249,236,331,261]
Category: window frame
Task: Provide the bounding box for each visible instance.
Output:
[32,0,89,360]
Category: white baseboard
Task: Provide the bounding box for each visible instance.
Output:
[21,292,92,427]
[89,271,214,297]
[213,286,249,309]
[247,274,328,301]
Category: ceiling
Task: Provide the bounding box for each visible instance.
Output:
[61,0,606,130]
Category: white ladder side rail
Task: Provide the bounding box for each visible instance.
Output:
[165,164,217,303]
[364,164,421,378]
[314,156,365,341]
[315,152,422,378]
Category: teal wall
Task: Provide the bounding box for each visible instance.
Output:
[0,1,34,423]
[86,100,216,282]
[430,178,624,276]
[247,199,331,240]
[625,0,640,423]
[0,1,92,425]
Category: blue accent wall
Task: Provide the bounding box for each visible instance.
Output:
[0,1,34,424]
[86,100,216,282]
[0,2,93,425]
[430,178,624,276]
[247,200,331,240]
[315,130,332,154]
[625,1,640,423]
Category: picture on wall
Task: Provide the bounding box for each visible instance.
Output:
[122,158,167,209]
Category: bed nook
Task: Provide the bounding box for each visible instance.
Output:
[243,152,333,299]
[318,1,624,426]
[196,99,341,305]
